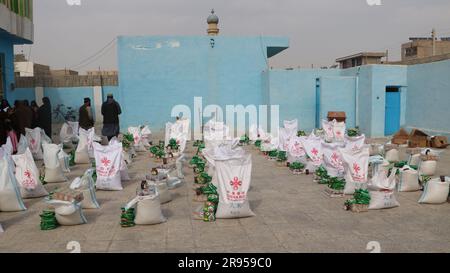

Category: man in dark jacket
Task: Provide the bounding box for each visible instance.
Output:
[101,94,121,140]
[38,97,52,138]
[79,98,95,130]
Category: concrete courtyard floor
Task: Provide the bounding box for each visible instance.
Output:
[1,136,450,253]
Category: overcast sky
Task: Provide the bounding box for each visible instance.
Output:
[15,0,450,73]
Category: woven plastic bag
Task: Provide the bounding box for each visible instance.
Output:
[70,169,100,209]
[75,131,90,164]
[43,143,67,183]
[418,177,450,204]
[25,127,43,160]
[301,133,324,172]
[322,142,345,177]
[48,200,87,226]
[93,142,123,191]
[126,194,167,225]
[0,148,26,212]
[397,166,420,192]
[340,146,370,195]
[215,154,255,219]
[12,148,49,199]
[368,168,399,209]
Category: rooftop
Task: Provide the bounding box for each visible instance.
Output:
[336,52,387,62]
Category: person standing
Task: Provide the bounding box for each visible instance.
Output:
[101,94,121,140]
[12,100,33,136]
[79,97,95,130]
[38,97,52,138]
[30,101,39,129]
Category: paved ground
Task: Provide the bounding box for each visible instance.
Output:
[1,132,450,253]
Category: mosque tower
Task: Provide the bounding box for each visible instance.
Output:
[207,9,219,36]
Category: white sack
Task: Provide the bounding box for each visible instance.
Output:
[418,177,450,204]
[385,149,400,162]
[1,137,15,173]
[25,127,43,160]
[301,134,324,172]
[70,169,100,209]
[128,194,167,225]
[149,181,172,204]
[368,168,399,209]
[215,154,255,219]
[17,134,28,155]
[93,142,123,191]
[75,131,90,164]
[322,119,335,143]
[340,146,370,195]
[0,149,26,211]
[368,191,400,210]
[128,126,146,152]
[287,136,307,163]
[322,142,345,177]
[344,135,366,152]
[42,143,67,183]
[333,121,346,142]
[418,160,437,176]
[58,147,71,173]
[407,153,421,167]
[49,200,87,226]
[397,166,420,192]
[79,128,96,158]
[12,148,49,199]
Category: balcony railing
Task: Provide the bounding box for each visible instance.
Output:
[0,0,33,21]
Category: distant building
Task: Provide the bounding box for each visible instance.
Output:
[14,54,50,77]
[0,0,34,99]
[336,52,387,69]
[50,69,79,76]
[401,37,450,62]
[86,70,118,76]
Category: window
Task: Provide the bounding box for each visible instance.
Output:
[405,47,417,57]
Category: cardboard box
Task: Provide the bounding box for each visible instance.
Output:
[327,111,346,123]
[409,129,429,148]
[431,136,449,148]
[391,128,409,145]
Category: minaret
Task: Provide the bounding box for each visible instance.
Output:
[207,9,219,36]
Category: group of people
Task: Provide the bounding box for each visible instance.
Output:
[0,93,122,148]
[0,97,52,148]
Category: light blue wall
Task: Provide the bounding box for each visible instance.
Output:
[102,86,120,101]
[369,65,407,137]
[267,65,408,137]
[267,69,340,132]
[117,35,288,130]
[341,65,407,137]
[406,59,450,138]
[44,87,94,122]
[319,76,356,128]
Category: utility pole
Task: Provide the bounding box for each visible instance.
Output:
[432,28,436,56]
